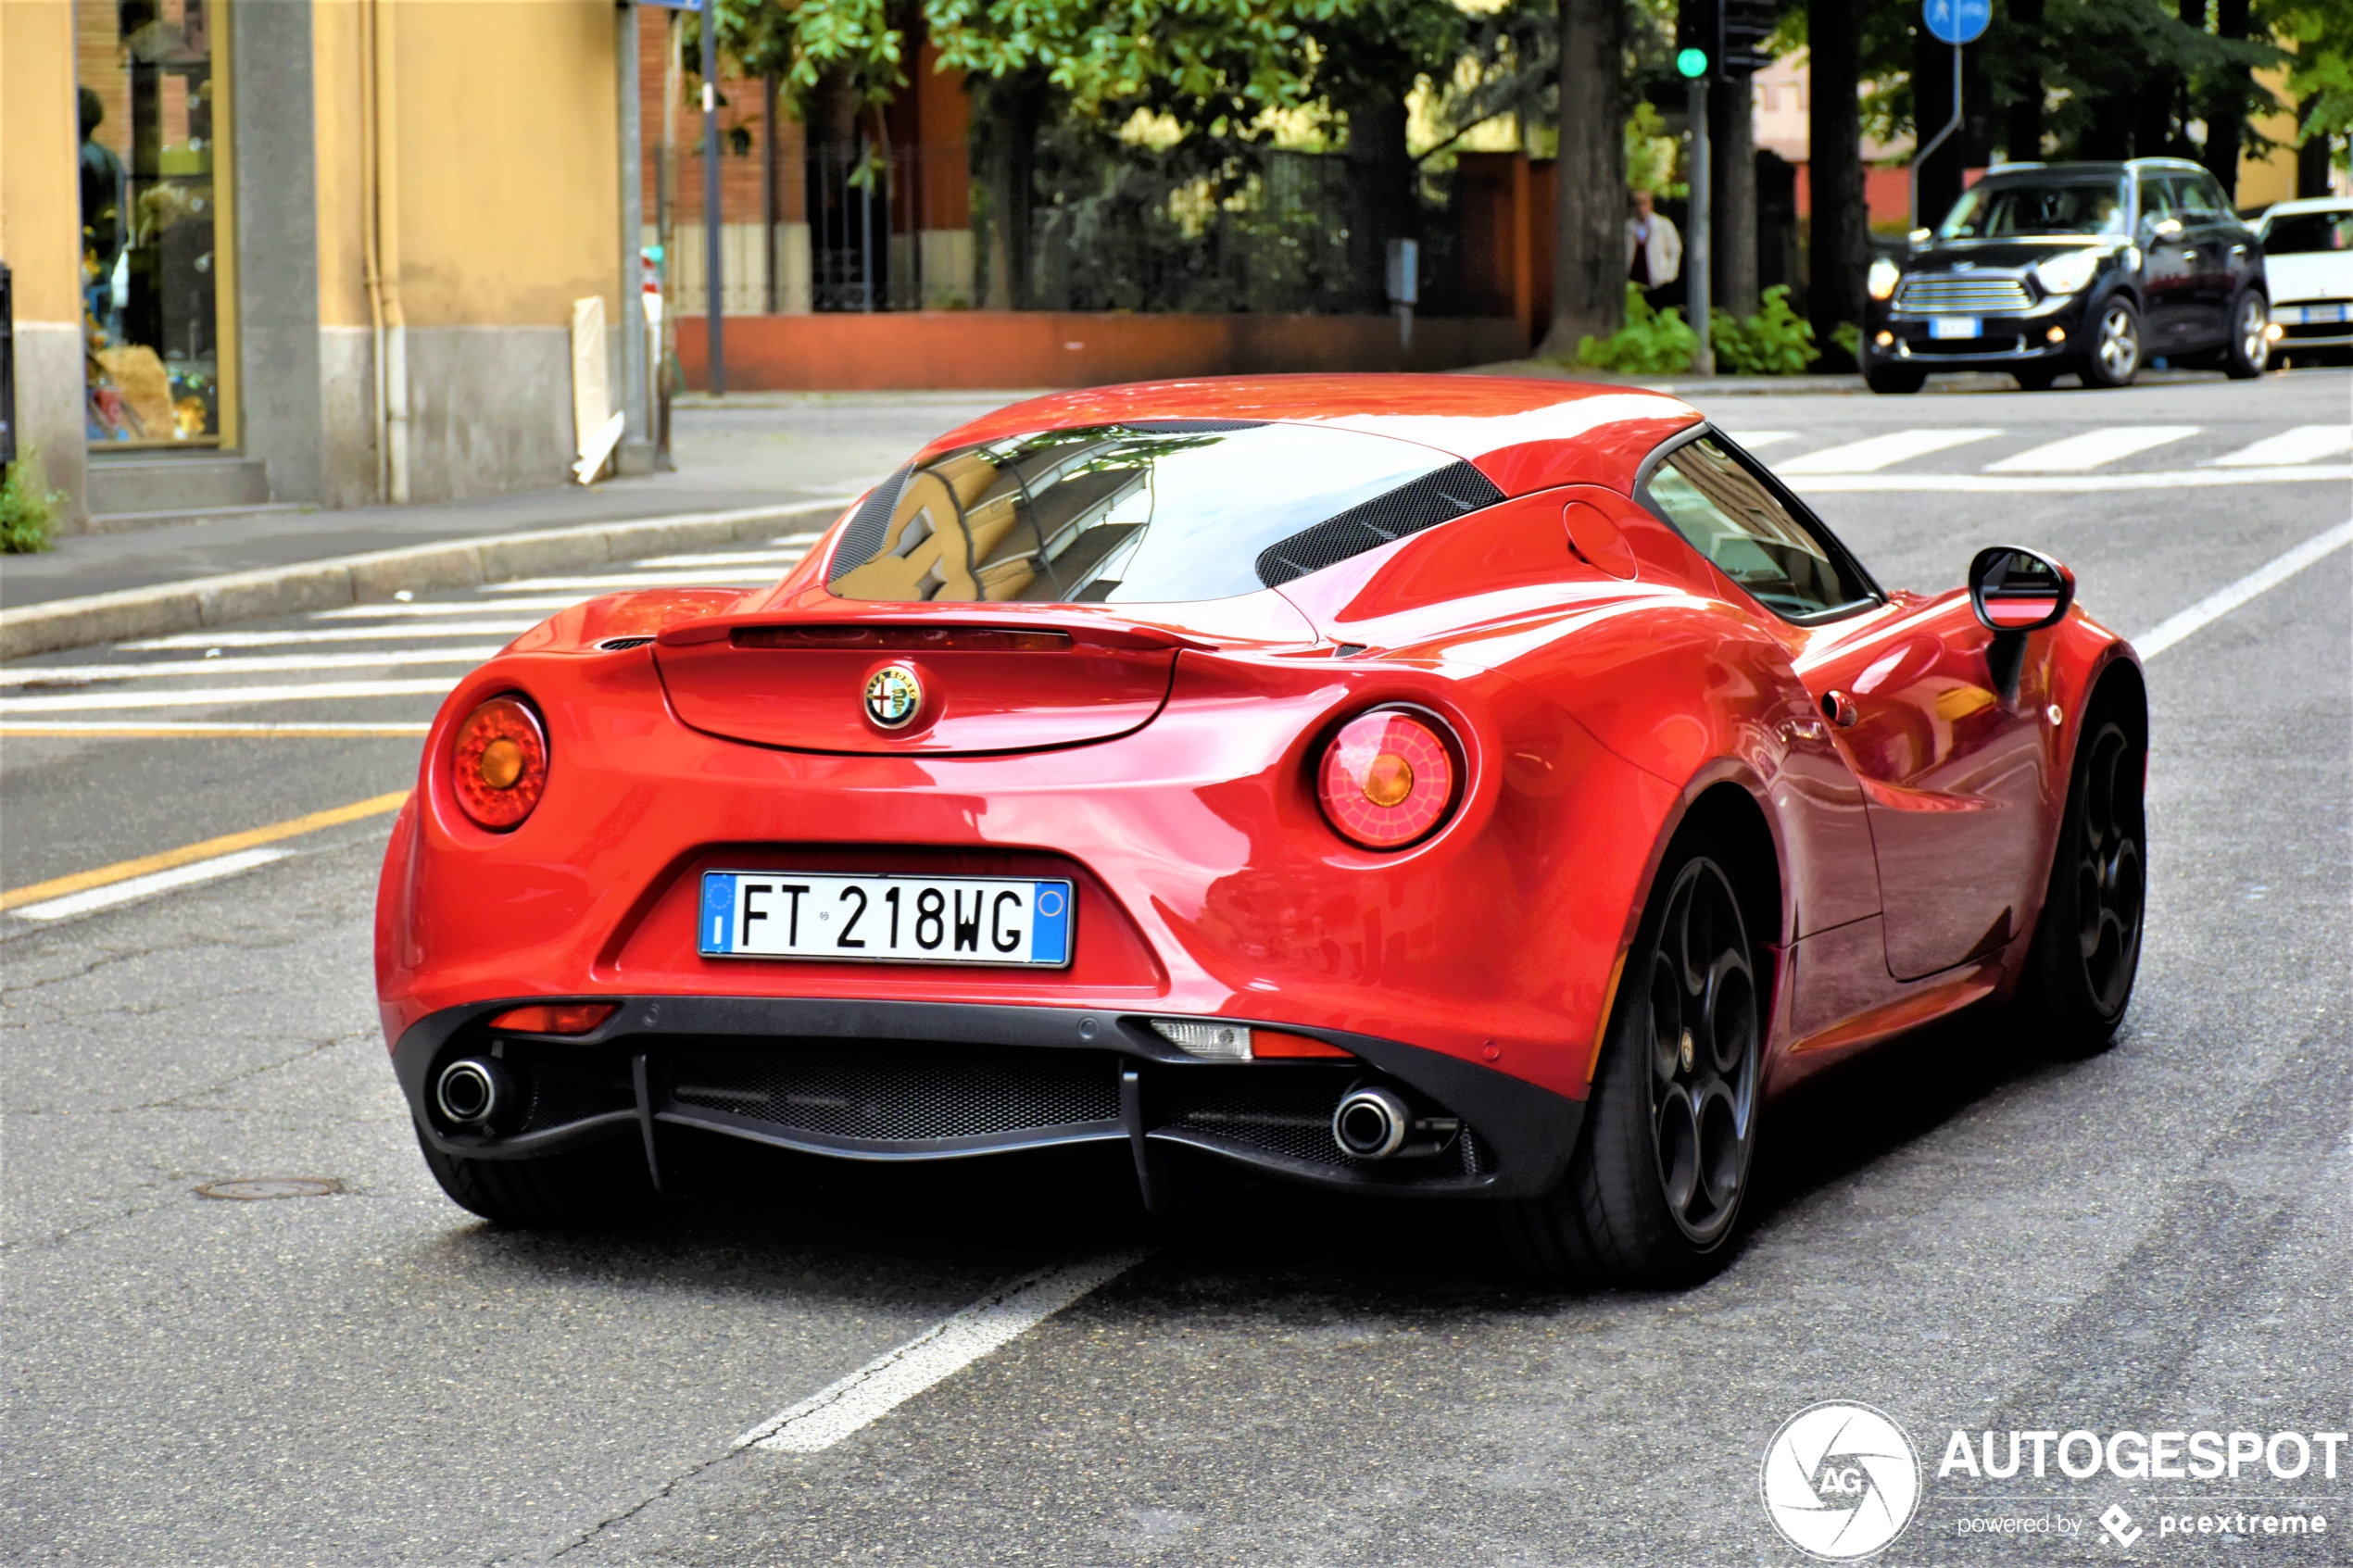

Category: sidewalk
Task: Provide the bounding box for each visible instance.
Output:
[0,394,1025,659]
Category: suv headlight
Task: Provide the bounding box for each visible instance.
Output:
[2032,251,2101,296]
[1867,257,1901,300]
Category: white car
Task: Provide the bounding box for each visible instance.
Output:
[2258,197,2353,363]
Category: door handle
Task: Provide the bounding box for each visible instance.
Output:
[1821,690,1860,728]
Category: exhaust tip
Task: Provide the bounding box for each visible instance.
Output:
[434,1057,511,1129]
[1333,1085,1412,1160]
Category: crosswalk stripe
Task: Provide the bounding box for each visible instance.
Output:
[1,648,501,686]
[1983,426,2199,472]
[124,622,538,649]
[311,599,582,620]
[0,679,456,715]
[1776,428,2003,473]
[0,721,432,737]
[2206,425,2353,467]
[1785,465,2351,494]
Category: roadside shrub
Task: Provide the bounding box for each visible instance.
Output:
[1575,283,1699,375]
[1711,285,1819,375]
[0,451,62,554]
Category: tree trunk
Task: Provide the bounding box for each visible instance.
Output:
[2201,0,2250,198]
[1538,0,1627,356]
[2003,0,2045,162]
[975,72,1047,310]
[1807,0,1868,363]
[1913,28,1961,232]
[2297,98,2333,198]
[1713,72,1758,320]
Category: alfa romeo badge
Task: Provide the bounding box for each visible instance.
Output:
[863,664,923,729]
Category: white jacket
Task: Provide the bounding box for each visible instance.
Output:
[1626,212,1683,287]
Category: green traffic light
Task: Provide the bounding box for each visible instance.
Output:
[1677,46,1709,77]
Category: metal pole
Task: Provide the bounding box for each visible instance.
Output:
[700,0,724,395]
[615,2,649,470]
[1909,44,1965,231]
[762,73,778,315]
[1688,77,1714,375]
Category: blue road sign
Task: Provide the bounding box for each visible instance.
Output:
[1923,0,1990,44]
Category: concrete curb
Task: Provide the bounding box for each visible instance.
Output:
[0,500,847,661]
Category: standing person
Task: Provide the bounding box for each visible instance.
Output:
[1627,189,1684,309]
[78,88,127,334]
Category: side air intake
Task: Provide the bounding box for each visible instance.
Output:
[1253,461,1506,587]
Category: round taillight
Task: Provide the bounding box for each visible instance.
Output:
[1317,709,1459,849]
[450,696,547,830]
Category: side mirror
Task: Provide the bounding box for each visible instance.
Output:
[2152,217,2183,240]
[1969,546,2075,633]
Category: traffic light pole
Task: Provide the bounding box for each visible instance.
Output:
[1688,77,1713,376]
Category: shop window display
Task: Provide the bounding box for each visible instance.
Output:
[79,0,229,446]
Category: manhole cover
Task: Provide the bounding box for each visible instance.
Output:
[195,1177,342,1201]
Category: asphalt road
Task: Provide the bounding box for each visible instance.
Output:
[4,368,2349,1566]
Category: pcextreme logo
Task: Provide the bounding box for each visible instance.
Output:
[1761,1401,1923,1560]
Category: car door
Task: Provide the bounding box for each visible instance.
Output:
[2135,175,2196,343]
[2168,171,2240,344]
[1793,596,2055,980]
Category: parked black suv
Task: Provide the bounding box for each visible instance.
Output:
[1861,157,2271,393]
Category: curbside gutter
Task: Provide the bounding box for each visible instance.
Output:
[0,501,848,662]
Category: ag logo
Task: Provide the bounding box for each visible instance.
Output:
[863,664,923,729]
[1760,1401,1920,1560]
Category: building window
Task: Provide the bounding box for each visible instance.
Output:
[78,0,233,448]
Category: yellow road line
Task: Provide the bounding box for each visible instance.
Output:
[1,724,429,738]
[0,790,412,914]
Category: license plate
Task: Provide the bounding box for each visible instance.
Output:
[2291,304,2345,325]
[698,871,1073,966]
[1929,316,1981,339]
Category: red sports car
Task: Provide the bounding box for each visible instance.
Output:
[375,375,2145,1284]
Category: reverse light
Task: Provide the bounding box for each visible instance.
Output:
[1317,709,1459,850]
[2032,251,2100,296]
[451,695,548,830]
[1151,1019,1353,1061]
[486,1001,617,1035]
[1867,257,1901,300]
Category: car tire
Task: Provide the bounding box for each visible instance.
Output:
[2020,708,2146,1058]
[416,1121,657,1227]
[1503,841,1761,1286]
[2081,297,2143,387]
[1866,365,1926,395]
[2221,288,2271,379]
[2012,367,2059,391]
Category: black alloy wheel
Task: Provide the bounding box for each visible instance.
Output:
[1866,364,1927,395]
[2222,289,2271,379]
[2024,712,2145,1056]
[2082,298,2143,387]
[1504,846,1761,1285]
[416,1122,658,1227]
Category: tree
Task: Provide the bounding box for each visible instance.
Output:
[1541,0,1632,355]
[1806,0,1869,362]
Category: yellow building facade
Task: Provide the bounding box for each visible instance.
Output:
[3,0,647,532]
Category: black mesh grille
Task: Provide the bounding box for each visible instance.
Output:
[1114,419,1266,433]
[595,635,655,652]
[1253,461,1506,587]
[667,1040,1121,1142]
[827,465,915,583]
[513,1055,635,1135]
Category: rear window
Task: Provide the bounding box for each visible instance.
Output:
[1937,178,2127,239]
[2264,209,2353,255]
[825,422,1504,605]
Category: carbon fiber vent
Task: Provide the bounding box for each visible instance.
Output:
[1253,460,1505,587]
[667,1040,1122,1143]
[827,465,914,584]
[594,635,655,652]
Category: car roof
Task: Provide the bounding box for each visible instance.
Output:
[2261,196,2353,216]
[1974,158,2213,180]
[913,375,1706,498]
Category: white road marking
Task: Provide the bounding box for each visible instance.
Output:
[1983,426,2199,472]
[310,599,582,620]
[2133,517,2353,660]
[484,572,781,593]
[6,847,291,922]
[0,648,500,685]
[1785,465,2351,494]
[735,1248,1151,1455]
[1775,428,2003,473]
[123,622,538,649]
[2205,424,2353,467]
[1721,431,1796,449]
[0,679,454,715]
